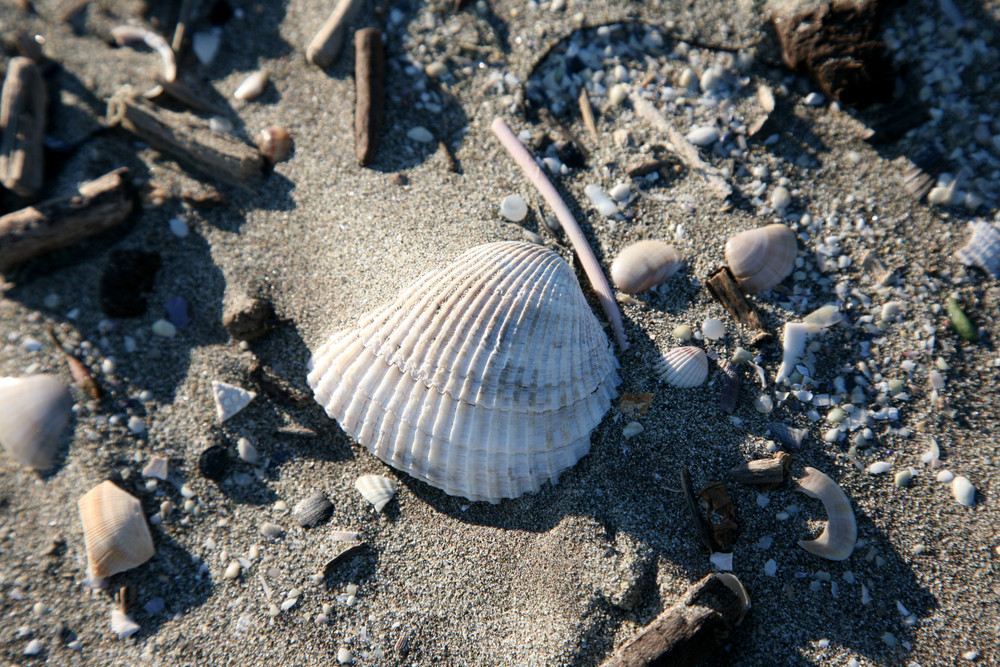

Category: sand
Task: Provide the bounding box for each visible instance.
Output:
[1,0,999,664]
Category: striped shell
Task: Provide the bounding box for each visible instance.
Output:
[610,241,684,294]
[0,375,73,471]
[654,346,708,388]
[955,220,1000,279]
[355,475,398,512]
[78,481,155,578]
[308,242,621,503]
[724,223,797,293]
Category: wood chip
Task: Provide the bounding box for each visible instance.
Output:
[729,452,791,488]
[106,88,263,188]
[354,28,385,167]
[0,167,133,270]
[578,88,599,140]
[0,57,46,198]
[704,267,771,345]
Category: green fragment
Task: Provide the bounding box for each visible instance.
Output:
[945,298,978,342]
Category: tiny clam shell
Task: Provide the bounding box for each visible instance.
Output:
[954,220,1000,279]
[293,491,334,528]
[724,223,797,293]
[255,126,293,164]
[654,346,708,388]
[78,481,155,578]
[0,375,73,471]
[355,474,397,512]
[951,476,975,506]
[610,241,684,294]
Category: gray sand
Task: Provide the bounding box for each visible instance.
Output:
[1,0,999,665]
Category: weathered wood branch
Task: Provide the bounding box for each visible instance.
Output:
[306,0,365,68]
[0,57,46,198]
[354,28,384,167]
[705,266,772,346]
[600,573,750,667]
[730,451,791,488]
[0,167,133,270]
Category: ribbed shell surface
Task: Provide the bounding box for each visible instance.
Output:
[308,242,621,503]
[78,481,155,578]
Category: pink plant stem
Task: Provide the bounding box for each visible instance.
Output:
[490,117,629,351]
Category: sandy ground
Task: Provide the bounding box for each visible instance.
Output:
[1,0,999,664]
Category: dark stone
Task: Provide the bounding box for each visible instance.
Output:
[99,249,161,318]
[222,294,274,341]
[198,444,229,481]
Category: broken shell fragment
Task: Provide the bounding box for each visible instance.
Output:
[307,242,620,503]
[0,375,73,471]
[111,609,141,639]
[955,220,1000,279]
[654,346,708,388]
[255,126,292,164]
[610,241,684,294]
[775,322,814,385]
[717,358,739,414]
[212,381,256,422]
[78,481,156,578]
[794,467,856,561]
[355,475,397,512]
[724,223,797,293]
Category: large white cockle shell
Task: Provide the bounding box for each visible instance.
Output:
[654,346,708,388]
[0,375,73,470]
[78,481,155,578]
[308,242,621,503]
[724,223,797,293]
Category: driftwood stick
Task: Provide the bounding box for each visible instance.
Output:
[628,92,732,200]
[729,451,791,488]
[107,89,263,188]
[600,573,750,667]
[490,117,628,350]
[0,168,133,270]
[578,88,599,140]
[307,0,365,68]
[354,28,384,167]
[705,266,772,346]
[0,57,46,198]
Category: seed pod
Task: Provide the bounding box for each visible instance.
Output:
[945,297,978,342]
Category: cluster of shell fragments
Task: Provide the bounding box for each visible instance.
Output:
[308,241,621,503]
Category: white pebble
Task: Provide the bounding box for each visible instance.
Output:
[151,319,177,338]
[608,83,630,106]
[702,318,726,340]
[699,67,723,91]
[128,416,146,435]
[23,639,43,655]
[224,560,242,579]
[927,186,952,205]
[260,522,284,539]
[771,186,791,212]
[168,217,189,238]
[192,28,221,65]
[803,92,825,106]
[609,182,630,202]
[867,461,891,475]
[237,438,259,465]
[583,184,618,217]
[764,559,777,576]
[500,194,528,222]
[678,67,698,90]
[881,301,902,321]
[709,551,733,571]
[754,394,773,414]
[686,126,719,147]
[337,647,354,664]
[406,126,434,143]
[673,324,693,341]
[234,70,269,100]
[622,422,643,439]
[936,470,955,483]
[952,476,975,506]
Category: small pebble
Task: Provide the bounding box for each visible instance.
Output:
[151,319,177,338]
[894,469,913,488]
[237,438,259,465]
[754,394,773,414]
[128,416,146,435]
[867,461,891,475]
[678,67,698,90]
[936,470,954,483]
[260,522,285,539]
[337,647,354,664]
[406,126,434,143]
[771,186,791,212]
[224,560,241,579]
[424,61,447,78]
[673,324,693,341]
[686,126,719,147]
[699,67,723,91]
[952,476,975,506]
[43,293,60,309]
[608,83,629,106]
[622,422,643,439]
[609,183,630,202]
[764,559,777,576]
[234,70,269,100]
[500,194,528,222]
[24,639,43,655]
[584,184,618,217]
[803,92,825,106]
[198,444,230,481]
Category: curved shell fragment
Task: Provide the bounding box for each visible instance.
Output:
[795,467,856,561]
[610,241,684,294]
[724,223,797,293]
[955,220,1000,279]
[0,375,73,471]
[308,242,621,503]
[355,475,398,512]
[655,346,708,388]
[78,481,155,578]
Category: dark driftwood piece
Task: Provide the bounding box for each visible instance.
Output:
[0,167,133,270]
[307,0,365,68]
[600,573,749,667]
[771,0,896,108]
[0,57,46,198]
[699,482,739,550]
[354,28,385,167]
[705,267,772,346]
[730,451,791,488]
[680,468,714,553]
[107,90,263,187]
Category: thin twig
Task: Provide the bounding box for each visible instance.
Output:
[578,88,598,141]
[490,117,628,351]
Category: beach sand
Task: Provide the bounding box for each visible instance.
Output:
[1,0,999,664]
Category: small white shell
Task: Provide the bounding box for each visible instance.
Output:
[724,223,797,293]
[234,70,269,100]
[0,375,73,470]
[111,609,141,638]
[701,318,726,340]
[795,467,856,561]
[951,476,975,506]
[955,220,1000,278]
[141,456,169,480]
[212,381,256,422]
[355,475,397,512]
[867,461,891,475]
[610,241,684,294]
[622,422,643,439]
[802,304,843,328]
[78,481,155,578]
[654,346,708,388]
